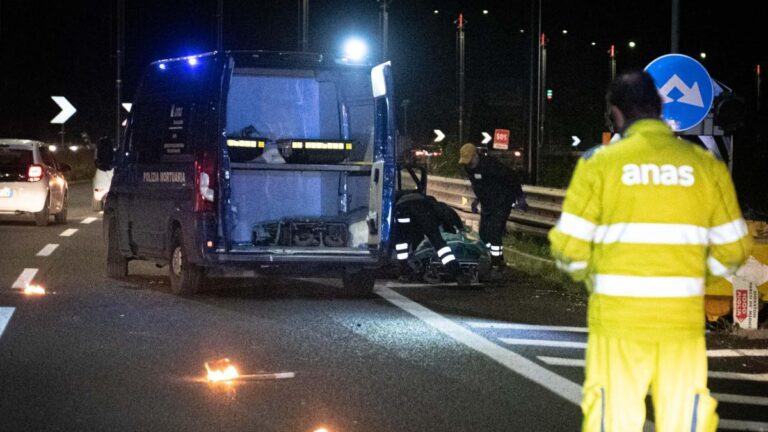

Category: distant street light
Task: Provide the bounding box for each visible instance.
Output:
[591,42,596,46]
[482,9,489,15]
[433,9,439,14]
[628,41,636,48]
[700,52,707,59]
[562,29,568,34]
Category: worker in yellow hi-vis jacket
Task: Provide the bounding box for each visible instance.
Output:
[549,71,752,432]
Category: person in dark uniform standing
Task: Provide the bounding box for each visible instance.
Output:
[394,192,471,286]
[458,143,526,270]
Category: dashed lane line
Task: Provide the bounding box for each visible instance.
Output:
[499,338,588,349]
[538,356,585,367]
[35,244,59,257]
[59,229,78,237]
[80,217,97,224]
[0,307,14,339]
[11,268,38,289]
[466,322,588,333]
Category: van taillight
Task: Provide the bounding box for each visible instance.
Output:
[194,152,216,212]
[27,164,43,182]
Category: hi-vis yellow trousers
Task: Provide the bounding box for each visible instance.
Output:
[581,333,718,432]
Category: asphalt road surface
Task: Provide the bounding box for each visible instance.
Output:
[1,183,766,431]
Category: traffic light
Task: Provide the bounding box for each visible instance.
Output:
[546,89,553,101]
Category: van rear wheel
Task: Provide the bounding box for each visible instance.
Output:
[339,268,376,298]
[106,215,128,278]
[169,229,203,295]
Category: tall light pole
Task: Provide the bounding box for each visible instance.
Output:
[609,44,616,81]
[299,0,309,51]
[671,0,679,53]
[456,13,466,145]
[216,0,223,52]
[115,0,124,149]
[378,0,391,61]
[537,32,547,184]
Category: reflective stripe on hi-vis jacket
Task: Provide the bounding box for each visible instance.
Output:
[548,119,752,339]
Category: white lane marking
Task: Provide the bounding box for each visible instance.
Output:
[718,419,768,431]
[375,285,583,404]
[707,349,768,358]
[711,393,768,406]
[59,228,78,237]
[467,322,588,333]
[0,307,15,339]
[500,338,588,349]
[80,217,97,224]
[708,371,768,382]
[538,356,586,367]
[11,268,38,289]
[36,243,59,257]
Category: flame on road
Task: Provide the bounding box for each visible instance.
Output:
[23,284,46,295]
[205,358,239,382]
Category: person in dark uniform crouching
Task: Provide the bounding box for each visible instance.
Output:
[458,143,527,271]
[394,192,471,286]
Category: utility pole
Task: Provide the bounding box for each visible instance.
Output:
[378,0,390,61]
[115,0,124,149]
[671,0,679,53]
[216,0,223,52]
[299,0,309,51]
[456,13,466,146]
[537,32,547,185]
[527,0,539,184]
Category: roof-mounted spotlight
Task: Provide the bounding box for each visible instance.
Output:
[342,38,368,63]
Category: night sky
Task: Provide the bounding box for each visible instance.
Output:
[1,1,766,210]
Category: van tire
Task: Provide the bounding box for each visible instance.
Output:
[54,195,68,224]
[169,229,202,295]
[35,196,50,226]
[340,268,376,298]
[106,215,128,278]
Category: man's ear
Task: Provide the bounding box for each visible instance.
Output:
[609,105,625,131]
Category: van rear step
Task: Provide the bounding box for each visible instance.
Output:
[253,219,348,248]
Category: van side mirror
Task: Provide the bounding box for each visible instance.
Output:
[96,137,114,170]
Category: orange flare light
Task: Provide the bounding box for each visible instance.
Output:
[205,358,239,382]
[23,285,46,295]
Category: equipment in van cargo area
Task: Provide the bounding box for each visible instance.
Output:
[252,219,349,247]
[226,138,355,164]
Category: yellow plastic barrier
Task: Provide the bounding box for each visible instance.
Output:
[705,221,768,321]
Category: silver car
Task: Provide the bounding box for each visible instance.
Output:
[0,139,70,226]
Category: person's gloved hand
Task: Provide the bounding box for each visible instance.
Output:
[471,199,479,214]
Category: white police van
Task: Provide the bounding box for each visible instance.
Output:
[98,51,397,295]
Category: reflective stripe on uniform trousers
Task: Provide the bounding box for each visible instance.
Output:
[490,245,503,257]
[395,243,408,251]
[397,218,411,223]
[436,246,456,265]
[397,252,409,260]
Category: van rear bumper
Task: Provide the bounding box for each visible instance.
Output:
[206,249,383,266]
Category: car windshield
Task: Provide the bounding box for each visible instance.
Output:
[0,147,33,182]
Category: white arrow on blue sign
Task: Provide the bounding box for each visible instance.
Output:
[644,54,713,132]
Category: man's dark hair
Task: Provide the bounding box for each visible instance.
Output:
[606,70,662,122]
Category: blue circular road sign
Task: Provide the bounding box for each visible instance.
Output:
[644,54,713,132]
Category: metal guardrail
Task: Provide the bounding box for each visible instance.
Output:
[426,175,565,237]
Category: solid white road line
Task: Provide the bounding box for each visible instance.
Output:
[36,243,59,257]
[708,371,768,382]
[80,217,97,224]
[11,268,38,289]
[0,307,14,339]
[711,393,768,406]
[59,228,78,237]
[466,322,588,333]
[538,356,586,367]
[718,419,768,431]
[375,285,584,404]
[707,349,768,358]
[499,338,588,349]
